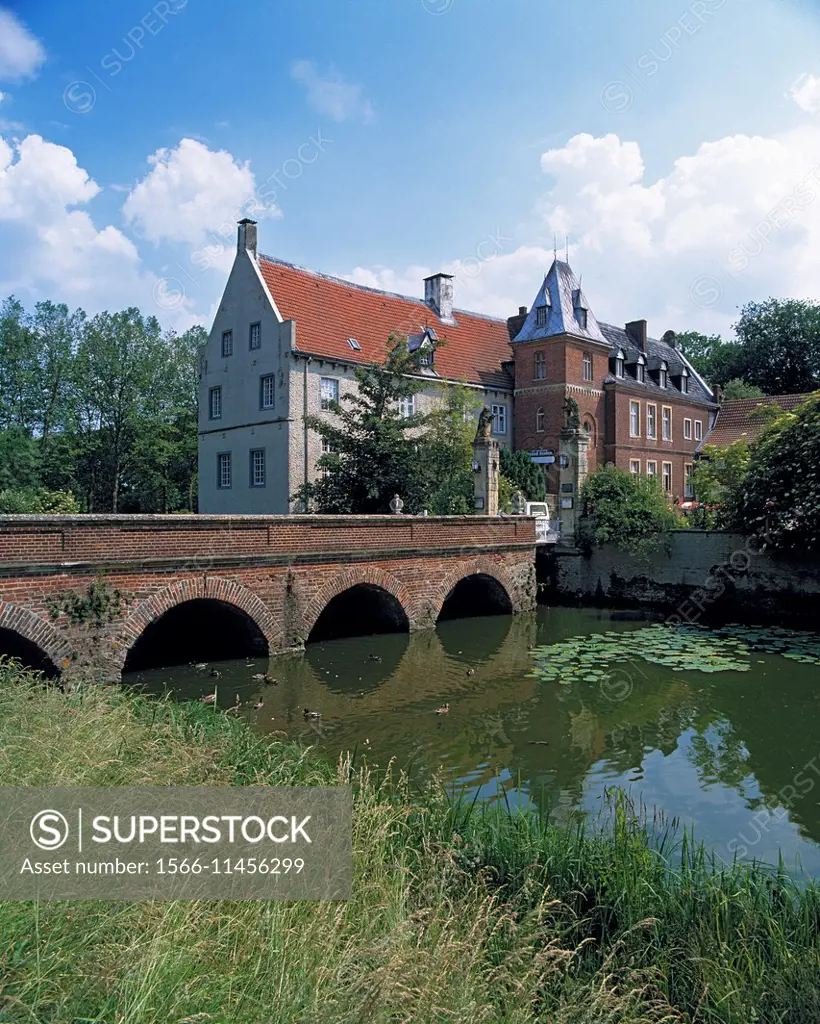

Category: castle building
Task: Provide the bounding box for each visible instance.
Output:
[197,221,716,513]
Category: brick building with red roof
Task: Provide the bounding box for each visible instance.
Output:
[198,221,718,513]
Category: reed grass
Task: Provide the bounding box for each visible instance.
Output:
[0,660,817,1023]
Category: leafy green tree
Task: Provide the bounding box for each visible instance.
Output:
[731,299,820,395]
[722,379,764,400]
[676,330,734,381]
[296,336,429,514]
[0,488,80,513]
[499,449,547,502]
[412,385,481,514]
[0,428,39,491]
[692,439,751,528]
[579,466,683,556]
[728,393,820,550]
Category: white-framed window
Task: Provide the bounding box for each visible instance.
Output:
[659,361,668,388]
[535,305,548,327]
[646,404,656,439]
[398,394,415,419]
[217,452,231,489]
[681,370,689,394]
[662,406,672,441]
[221,330,233,357]
[630,459,641,475]
[209,386,222,419]
[536,407,545,432]
[684,418,692,440]
[662,462,672,492]
[249,322,261,350]
[492,404,507,434]
[615,349,625,378]
[534,351,546,379]
[582,352,593,382]
[685,463,694,498]
[695,419,703,441]
[636,357,646,383]
[320,377,339,411]
[630,400,640,437]
[577,308,588,329]
[250,448,265,487]
[320,436,337,478]
[260,374,275,410]
[647,460,657,478]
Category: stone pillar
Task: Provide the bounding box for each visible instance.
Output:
[472,436,500,516]
[557,427,590,542]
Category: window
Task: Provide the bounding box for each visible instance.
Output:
[681,370,689,394]
[249,322,261,350]
[659,361,668,388]
[217,452,231,489]
[662,406,672,441]
[695,419,703,441]
[209,386,222,420]
[630,460,641,475]
[577,308,588,329]
[636,357,646,383]
[535,305,548,327]
[347,337,361,351]
[615,355,625,378]
[221,330,233,357]
[662,462,672,492]
[630,400,640,437]
[398,395,415,419]
[684,418,692,440]
[534,350,546,379]
[646,404,656,439]
[684,463,694,498]
[418,347,431,366]
[582,353,593,382]
[492,403,507,434]
[320,377,339,411]
[260,374,275,410]
[536,407,545,432]
[646,460,657,478]
[320,437,337,478]
[250,448,265,487]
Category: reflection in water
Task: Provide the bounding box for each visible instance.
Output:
[122,606,820,876]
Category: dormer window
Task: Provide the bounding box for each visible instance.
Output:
[576,308,588,329]
[347,337,361,351]
[615,349,625,378]
[680,369,689,394]
[636,356,646,383]
[535,305,548,328]
[659,361,668,389]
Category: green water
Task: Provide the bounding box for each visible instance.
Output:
[123,606,820,876]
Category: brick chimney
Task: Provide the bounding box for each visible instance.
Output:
[237,218,258,259]
[424,273,454,321]
[507,305,528,341]
[625,319,647,352]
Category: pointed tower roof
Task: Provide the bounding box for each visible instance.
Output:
[512,259,608,346]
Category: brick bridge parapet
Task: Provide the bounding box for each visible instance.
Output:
[0,514,537,681]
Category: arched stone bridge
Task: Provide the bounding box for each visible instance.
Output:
[0,514,536,681]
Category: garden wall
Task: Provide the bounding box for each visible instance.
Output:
[542,531,820,626]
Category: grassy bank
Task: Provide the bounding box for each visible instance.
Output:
[0,662,818,1024]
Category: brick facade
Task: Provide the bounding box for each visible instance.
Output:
[0,514,537,680]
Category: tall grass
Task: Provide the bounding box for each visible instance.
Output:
[0,660,818,1023]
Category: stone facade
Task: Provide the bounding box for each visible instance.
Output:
[0,514,537,680]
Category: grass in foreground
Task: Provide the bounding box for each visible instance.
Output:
[0,661,818,1024]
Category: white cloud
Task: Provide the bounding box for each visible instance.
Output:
[0,9,45,82]
[349,126,820,339]
[788,72,820,113]
[123,138,280,273]
[0,133,197,328]
[0,92,5,104]
[290,60,374,123]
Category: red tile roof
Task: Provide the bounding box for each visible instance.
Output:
[258,256,514,390]
[703,393,812,448]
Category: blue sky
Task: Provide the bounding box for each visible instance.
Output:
[4,0,820,337]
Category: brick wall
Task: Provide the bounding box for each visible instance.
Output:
[0,514,537,680]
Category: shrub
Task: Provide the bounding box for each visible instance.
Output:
[579,465,682,556]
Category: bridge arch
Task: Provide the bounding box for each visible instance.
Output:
[431,559,516,623]
[301,566,412,644]
[115,577,279,672]
[0,602,73,676]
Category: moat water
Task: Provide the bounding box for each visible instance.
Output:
[123,606,820,876]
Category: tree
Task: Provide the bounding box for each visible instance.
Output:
[296,336,429,514]
[692,439,751,528]
[579,466,683,556]
[722,379,764,400]
[728,393,820,550]
[731,299,820,395]
[499,449,547,502]
[676,330,735,381]
[411,384,481,514]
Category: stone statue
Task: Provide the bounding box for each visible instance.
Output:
[562,395,581,431]
[475,405,493,441]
